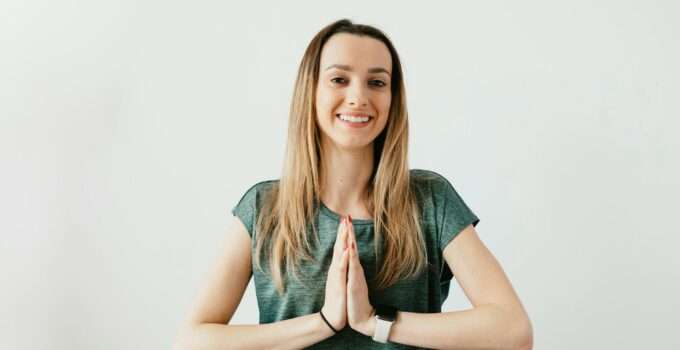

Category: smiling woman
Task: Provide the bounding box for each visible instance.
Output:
[174,18,533,350]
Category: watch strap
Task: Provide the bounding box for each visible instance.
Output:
[372,316,394,343]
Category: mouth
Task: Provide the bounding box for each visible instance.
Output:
[335,113,374,126]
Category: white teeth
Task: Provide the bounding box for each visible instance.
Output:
[338,114,370,123]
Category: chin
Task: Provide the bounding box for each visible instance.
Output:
[334,138,375,151]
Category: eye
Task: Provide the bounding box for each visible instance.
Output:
[331,77,346,84]
[370,79,386,87]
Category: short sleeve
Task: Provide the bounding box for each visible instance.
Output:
[431,173,480,281]
[437,176,480,252]
[231,181,276,239]
[231,186,257,238]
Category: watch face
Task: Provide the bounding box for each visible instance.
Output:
[375,304,397,322]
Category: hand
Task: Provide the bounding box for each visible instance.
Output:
[345,215,376,337]
[320,215,350,333]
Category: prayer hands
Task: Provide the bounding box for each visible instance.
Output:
[320,215,376,336]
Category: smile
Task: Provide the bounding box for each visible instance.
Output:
[336,114,374,128]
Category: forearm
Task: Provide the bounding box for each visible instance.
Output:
[373,304,532,350]
[175,312,335,350]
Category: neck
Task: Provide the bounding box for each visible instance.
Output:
[318,137,374,219]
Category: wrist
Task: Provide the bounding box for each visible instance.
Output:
[317,311,337,337]
[359,307,377,336]
[362,315,377,336]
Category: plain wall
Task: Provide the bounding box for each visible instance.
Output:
[1,0,679,349]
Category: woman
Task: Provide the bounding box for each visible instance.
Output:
[175,19,533,349]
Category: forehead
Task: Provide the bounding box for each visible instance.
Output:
[319,33,392,73]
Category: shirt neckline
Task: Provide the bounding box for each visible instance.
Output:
[318,201,374,225]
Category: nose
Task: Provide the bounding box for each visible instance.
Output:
[346,80,369,107]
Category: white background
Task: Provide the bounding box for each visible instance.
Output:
[1,1,678,349]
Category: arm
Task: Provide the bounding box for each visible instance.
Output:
[360,224,533,350]
[173,216,335,350]
[175,313,335,350]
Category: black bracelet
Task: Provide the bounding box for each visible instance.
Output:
[319,309,339,333]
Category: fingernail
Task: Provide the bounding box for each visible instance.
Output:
[348,214,352,224]
[351,242,355,249]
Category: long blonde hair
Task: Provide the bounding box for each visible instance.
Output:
[254,19,429,295]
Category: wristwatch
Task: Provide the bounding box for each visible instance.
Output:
[372,304,397,343]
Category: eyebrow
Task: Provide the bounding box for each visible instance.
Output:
[325,64,391,76]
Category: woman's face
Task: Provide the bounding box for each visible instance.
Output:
[315,33,392,151]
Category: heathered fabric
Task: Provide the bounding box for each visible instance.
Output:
[230,169,480,349]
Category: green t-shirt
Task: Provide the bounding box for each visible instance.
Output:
[231,169,480,349]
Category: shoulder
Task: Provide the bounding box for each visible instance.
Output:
[231,179,279,238]
[233,179,279,211]
[409,168,475,214]
[410,169,480,252]
[409,168,456,193]
[239,179,279,197]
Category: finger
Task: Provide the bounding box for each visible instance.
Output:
[348,245,364,287]
[338,245,350,282]
[334,216,347,255]
[335,216,345,240]
[341,216,350,248]
[347,221,363,273]
[343,216,350,248]
[348,215,356,248]
[345,215,354,266]
[348,215,357,260]
[349,216,357,249]
[339,245,349,272]
[348,232,356,274]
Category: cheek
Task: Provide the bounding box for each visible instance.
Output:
[380,95,392,114]
[316,87,340,114]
